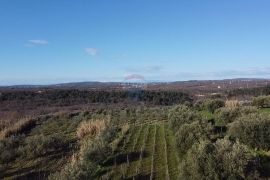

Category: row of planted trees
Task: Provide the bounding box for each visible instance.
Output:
[169,100,270,179]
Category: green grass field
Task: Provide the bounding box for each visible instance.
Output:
[104,121,179,180]
[259,107,270,113]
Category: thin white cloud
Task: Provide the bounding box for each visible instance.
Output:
[126,65,164,73]
[145,65,164,72]
[151,67,270,81]
[28,39,49,45]
[213,67,270,77]
[124,74,145,81]
[85,48,98,56]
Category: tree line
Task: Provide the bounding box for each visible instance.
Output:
[0,89,192,106]
[226,85,270,98]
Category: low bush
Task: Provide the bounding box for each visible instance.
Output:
[49,117,118,179]
[76,119,107,139]
[101,126,120,145]
[0,135,23,164]
[252,95,270,108]
[48,157,96,180]
[225,100,240,108]
[111,124,130,151]
[0,117,36,140]
[49,135,112,179]
[80,137,111,164]
[205,99,225,113]
[20,133,66,158]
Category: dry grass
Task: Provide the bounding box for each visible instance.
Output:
[0,117,36,140]
[69,153,80,166]
[0,111,26,131]
[76,119,107,139]
[121,123,130,135]
[225,100,240,108]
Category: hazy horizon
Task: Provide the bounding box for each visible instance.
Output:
[1,0,270,85]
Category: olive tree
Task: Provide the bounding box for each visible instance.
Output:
[215,106,258,125]
[228,113,270,150]
[175,121,209,155]
[179,139,260,180]
[168,105,201,132]
[252,95,270,108]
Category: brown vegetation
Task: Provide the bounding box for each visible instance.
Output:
[225,100,240,108]
[76,119,107,139]
[0,117,36,140]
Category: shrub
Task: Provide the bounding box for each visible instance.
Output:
[111,124,130,151]
[76,119,107,139]
[49,136,110,179]
[238,106,259,114]
[252,95,270,108]
[228,113,270,150]
[225,100,240,108]
[205,99,225,113]
[193,100,204,111]
[48,158,96,180]
[0,135,22,164]
[80,137,111,164]
[215,107,239,125]
[0,117,36,140]
[20,133,66,158]
[49,116,117,179]
[101,126,120,144]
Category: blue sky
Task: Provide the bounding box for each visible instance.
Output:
[1,0,270,85]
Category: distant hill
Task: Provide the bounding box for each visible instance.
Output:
[1,78,270,92]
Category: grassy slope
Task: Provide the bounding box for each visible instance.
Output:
[126,125,144,177]
[107,122,179,180]
[153,124,167,179]
[1,115,82,179]
[140,124,155,177]
[165,124,179,179]
[1,107,179,180]
[259,107,270,113]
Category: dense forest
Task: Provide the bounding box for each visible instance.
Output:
[0,89,192,106]
[226,85,270,98]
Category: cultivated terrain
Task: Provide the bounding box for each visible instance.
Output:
[0,79,270,179]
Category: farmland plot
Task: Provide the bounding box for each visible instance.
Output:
[105,121,179,180]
